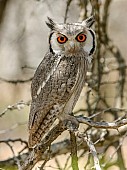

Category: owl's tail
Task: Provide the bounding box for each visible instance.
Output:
[28,114,57,148]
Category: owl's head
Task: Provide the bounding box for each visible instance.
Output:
[46,16,96,56]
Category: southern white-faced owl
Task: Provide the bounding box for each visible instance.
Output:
[28,16,96,148]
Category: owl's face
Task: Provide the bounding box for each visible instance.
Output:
[46,17,96,56]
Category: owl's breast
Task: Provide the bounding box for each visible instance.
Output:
[62,54,86,114]
[50,55,85,101]
[35,54,86,108]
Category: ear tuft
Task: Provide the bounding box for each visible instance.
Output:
[46,17,56,30]
[82,16,95,28]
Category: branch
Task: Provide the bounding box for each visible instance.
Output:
[0,100,30,118]
[70,131,79,170]
[19,113,127,170]
[76,115,127,129]
[1,105,127,169]
[84,133,101,170]
[1,127,127,168]
[0,77,33,84]
[64,0,72,23]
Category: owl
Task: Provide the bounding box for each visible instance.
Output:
[28,16,96,148]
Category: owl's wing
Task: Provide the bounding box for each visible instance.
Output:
[31,52,62,98]
[28,52,65,133]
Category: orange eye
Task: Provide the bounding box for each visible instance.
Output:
[76,33,87,42]
[57,35,68,44]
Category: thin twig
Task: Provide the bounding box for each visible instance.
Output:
[1,128,127,167]
[0,101,30,118]
[70,131,79,170]
[84,133,101,170]
[64,0,73,23]
[0,77,33,84]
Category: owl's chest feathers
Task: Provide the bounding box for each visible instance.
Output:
[53,55,86,96]
[36,54,87,104]
[56,54,86,114]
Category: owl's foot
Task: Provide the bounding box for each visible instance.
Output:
[61,115,79,132]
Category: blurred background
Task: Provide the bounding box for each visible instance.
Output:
[0,0,127,169]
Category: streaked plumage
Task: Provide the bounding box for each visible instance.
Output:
[28,16,96,148]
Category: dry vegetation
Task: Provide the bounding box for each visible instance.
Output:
[0,0,127,170]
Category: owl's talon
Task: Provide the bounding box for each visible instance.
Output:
[62,115,79,132]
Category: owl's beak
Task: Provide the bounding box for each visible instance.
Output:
[68,41,77,52]
[69,41,75,48]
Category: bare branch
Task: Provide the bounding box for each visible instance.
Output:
[0,101,30,118]
[84,133,101,170]
[1,127,127,168]
[76,115,127,129]
[0,77,33,84]
[64,0,73,23]
[70,131,79,170]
